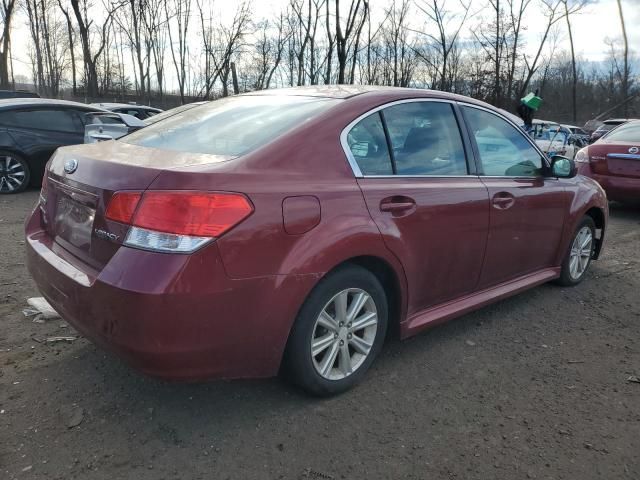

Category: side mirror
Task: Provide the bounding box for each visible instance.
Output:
[550,155,577,178]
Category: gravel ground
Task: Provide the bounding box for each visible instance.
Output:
[1,190,639,480]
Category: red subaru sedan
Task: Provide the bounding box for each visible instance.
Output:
[26,87,608,395]
[576,119,640,204]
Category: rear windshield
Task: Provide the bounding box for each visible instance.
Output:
[124,95,340,156]
[603,122,640,142]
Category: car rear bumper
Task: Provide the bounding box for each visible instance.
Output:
[578,164,640,203]
[25,209,317,381]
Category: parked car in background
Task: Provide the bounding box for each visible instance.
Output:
[589,119,633,143]
[83,112,146,143]
[576,119,640,204]
[0,90,40,99]
[84,101,207,143]
[530,120,577,159]
[26,86,608,395]
[0,98,107,193]
[90,102,163,120]
[563,124,590,147]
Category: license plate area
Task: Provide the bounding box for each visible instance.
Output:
[54,192,97,251]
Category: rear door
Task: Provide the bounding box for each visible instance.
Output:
[589,122,640,179]
[460,104,568,288]
[345,99,490,315]
[2,107,86,182]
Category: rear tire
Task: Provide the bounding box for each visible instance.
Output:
[556,216,596,286]
[0,151,30,194]
[284,265,388,396]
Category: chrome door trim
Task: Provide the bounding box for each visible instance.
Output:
[340,97,463,179]
[606,153,640,160]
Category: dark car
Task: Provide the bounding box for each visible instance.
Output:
[576,119,640,204]
[90,102,163,120]
[26,87,608,395]
[0,90,40,99]
[0,99,107,193]
[589,119,634,143]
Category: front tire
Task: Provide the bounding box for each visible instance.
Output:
[0,151,30,194]
[284,265,388,396]
[557,216,596,286]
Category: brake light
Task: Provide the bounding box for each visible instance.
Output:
[105,192,142,223]
[133,192,253,237]
[104,191,253,253]
[575,148,589,163]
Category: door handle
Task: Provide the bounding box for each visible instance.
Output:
[491,192,515,210]
[379,196,416,214]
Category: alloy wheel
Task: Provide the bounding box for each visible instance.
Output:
[0,155,27,193]
[311,288,378,381]
[569,226,593,280]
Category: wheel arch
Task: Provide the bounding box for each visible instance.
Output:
[584,206,606,259]
[279,253,407,373]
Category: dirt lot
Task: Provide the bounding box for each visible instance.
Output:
[1,190,639,480]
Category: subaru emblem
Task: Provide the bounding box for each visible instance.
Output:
[629,146,639,154]
[64,158,78,174]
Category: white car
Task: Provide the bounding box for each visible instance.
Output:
[530,120,577,159]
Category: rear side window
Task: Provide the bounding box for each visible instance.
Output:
[0,109,79,133]
[346,113,393,175]
[382,102,467,175]
[463,106,543,177]
[602,122,640,142]
[125,95,340,156]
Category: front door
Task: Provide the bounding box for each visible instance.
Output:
[461,105,568,288]
[344,100,490,316]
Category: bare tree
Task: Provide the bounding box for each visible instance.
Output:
[414,0,471,92]
[57,0,77,95]
[165,0,190,102]
[518,0,581,98]
[69,0,122,97]
[252,14,290,90]
[616,0,629,116]
[197,0,251,97]
[0,0,16,88]
[332,0,369,84]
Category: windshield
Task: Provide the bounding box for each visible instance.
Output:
[125,95,340,156]
[602,122,640,142]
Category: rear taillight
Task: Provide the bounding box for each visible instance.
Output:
[105,192,142,223]
[104,191,253,253]
[575,148,589,163]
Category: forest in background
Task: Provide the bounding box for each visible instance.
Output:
[0,0,637,125]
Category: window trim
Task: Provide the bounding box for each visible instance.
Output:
[458,102,551,178]
[340,98,473,178]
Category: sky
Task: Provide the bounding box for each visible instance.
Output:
[8,0,640,85]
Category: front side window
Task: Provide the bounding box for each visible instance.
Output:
[383,102,467,175]
[346,113,393,175]
[125,95,340,156]
[463,106,544,177]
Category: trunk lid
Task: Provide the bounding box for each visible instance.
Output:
[589,142,640,178]
[42,141,232,268]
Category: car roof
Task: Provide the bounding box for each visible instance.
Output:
[242,85,497,109]
[603,118,634,124]
[0,98,107,110]
[91,102,161,111]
